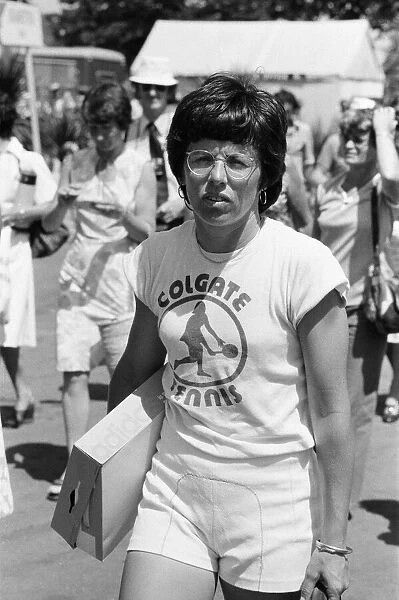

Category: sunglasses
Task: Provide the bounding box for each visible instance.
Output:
[140,84,167,93]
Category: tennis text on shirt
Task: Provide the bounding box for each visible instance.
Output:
[158,273,251,407]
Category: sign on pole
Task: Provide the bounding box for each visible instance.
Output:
[0,1,43,153]
[0,1,44,47]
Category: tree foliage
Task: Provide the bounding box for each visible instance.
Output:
[54,0,399,66]
[54,0,183,65]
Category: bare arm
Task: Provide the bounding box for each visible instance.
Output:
[121,161,156,242]
[42,155,75,232]
[373,107,399,202]
[3,153,57,228]
[108,297,166,412]
[285,158,312,229]
[298,290,354,600]
[3,199,55,228]
[157,155,185,223]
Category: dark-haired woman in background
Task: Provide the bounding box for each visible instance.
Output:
[0,56,57,427]
[109,73,353,600]
[43,82,156,499]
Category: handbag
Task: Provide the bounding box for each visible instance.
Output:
[363,185,399,335]
[13,220,69,259]
[28,220,69,259]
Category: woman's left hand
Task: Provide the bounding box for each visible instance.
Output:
[300,550,349,600]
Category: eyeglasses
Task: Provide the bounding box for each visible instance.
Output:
[141,84,167,93]
[186,149,257,180]
[340,128,371,145]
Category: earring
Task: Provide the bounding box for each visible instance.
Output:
[259,189,267,206]
[184,197,193,211]
[178,185,193,211]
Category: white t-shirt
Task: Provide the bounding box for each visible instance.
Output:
[124,219,348,460]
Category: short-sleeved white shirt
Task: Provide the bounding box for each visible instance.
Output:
[124,218,348,460]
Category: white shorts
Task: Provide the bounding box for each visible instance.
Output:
[128,446,320,593]
[56,306,131,373]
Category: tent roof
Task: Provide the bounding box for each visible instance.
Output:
[133,19,384,81]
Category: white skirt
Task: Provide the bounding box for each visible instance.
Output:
[2,230,36,347]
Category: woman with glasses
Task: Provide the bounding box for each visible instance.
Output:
[109,73,353,600]
[313,101,399,516]
[43,82,156,500]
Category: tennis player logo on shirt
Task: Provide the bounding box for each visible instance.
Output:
[173,301,238,378]
[158,279,250,407]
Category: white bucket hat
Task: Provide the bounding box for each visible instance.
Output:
[129,56,177,86]
[349,97,376,111]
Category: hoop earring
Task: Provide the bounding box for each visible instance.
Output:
[179,185,193,211]
[184,197,193,211]
[259,189,267,206]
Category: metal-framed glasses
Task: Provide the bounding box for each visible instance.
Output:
[186,150,257,180]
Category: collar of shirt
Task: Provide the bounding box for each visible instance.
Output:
[137,112,172,138]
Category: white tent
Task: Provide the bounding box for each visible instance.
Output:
[132,19,385,136]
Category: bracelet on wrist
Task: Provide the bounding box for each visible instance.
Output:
[315,540,353,557]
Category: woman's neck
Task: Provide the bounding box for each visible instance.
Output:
[96,141,125,169]
[195,212,262,253]
[341,161,378,192]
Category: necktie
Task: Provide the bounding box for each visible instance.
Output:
[147,122,168,220]
[147,122,163,161]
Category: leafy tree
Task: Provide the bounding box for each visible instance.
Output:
[54,0,184,66]
[53,0,399,65]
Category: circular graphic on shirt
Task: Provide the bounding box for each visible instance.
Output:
[159,294,247,388]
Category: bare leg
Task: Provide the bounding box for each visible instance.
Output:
[61,371,90,455]
[0,346,34,408]
[119,551,217,600]
[220,579,300,600]
[47,371,90,499]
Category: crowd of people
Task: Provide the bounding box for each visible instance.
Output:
[1,51,399,600]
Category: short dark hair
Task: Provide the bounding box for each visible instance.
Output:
[0,100,18,138]
[82,82,131,131]
[167,73,287,211]
[0,54,24,139]
[274,89,301,112]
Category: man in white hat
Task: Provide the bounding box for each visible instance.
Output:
[127,56,184,230]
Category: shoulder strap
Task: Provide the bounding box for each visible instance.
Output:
[370,184,379,252]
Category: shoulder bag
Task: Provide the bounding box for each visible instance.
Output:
[363,185,399,334]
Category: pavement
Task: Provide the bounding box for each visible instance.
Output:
[0,247,398,600]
